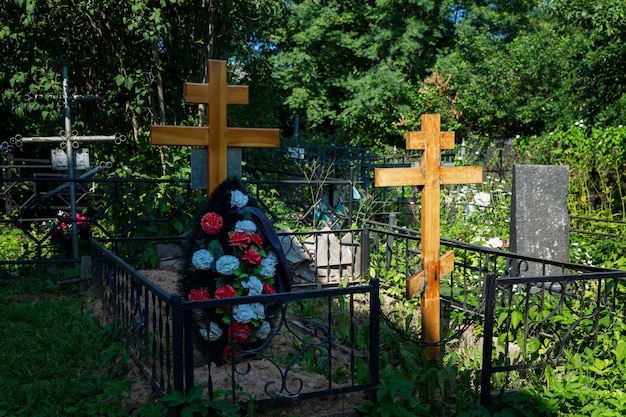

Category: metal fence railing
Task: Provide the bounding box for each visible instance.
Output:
[90,237,380,414]
[362,220,626,407]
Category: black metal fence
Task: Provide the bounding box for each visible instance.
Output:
[0,176,357,266]
[91,217,626,412]
[90,237,380,412]
[362,221,626,407]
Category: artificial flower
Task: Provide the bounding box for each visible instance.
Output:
[234,220,256,234]
[201,212,223,235]
[250,233,263,247]
[216,255,240,275]
[232,303,265,323]
[199,322,223,342]
[222,344,239,362]
[228,321,251,343]
[188,288,211,301]
[262,281,276,295]
[191,249,214,270]
[229,231,251,248]
[260,252,278,278]
[242,249,262,266]
[230,189,249,208]
[215,284,237,300]
[255,320,271,340]
[242,276,263,296]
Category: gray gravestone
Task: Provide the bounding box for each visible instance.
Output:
[509,165,570,276]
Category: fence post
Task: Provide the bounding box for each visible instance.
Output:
[171,294,185,395]
[480,273,497,408]
[369,277,380,402]
[385,213,396,270]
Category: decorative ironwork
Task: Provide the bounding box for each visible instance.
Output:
[90,238,379,409]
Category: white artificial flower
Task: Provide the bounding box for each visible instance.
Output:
[230,190,249,208]
[242,276,263,296]
[192,249,214,270]
[199,322,223,341]
[233,303,265,323]
[255,320,271,340]
[234,220,257,234]
[260,251,278,277]
[216,255,240,275]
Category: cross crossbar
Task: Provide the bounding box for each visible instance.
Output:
[150,60,280,193]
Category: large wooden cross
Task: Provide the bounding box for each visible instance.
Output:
[375,114,482,359]
[150,60,280,193]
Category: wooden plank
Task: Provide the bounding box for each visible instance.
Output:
[374,167,425,187]
[420,114,442,359]
[407,271,426,299]
[150,126,208,146]
[207,60,229,193]
[440,166,483,184]
[406,130,455,150]
[228,128,280,147]
[440,250,455,276]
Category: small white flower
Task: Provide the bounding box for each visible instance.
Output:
[485,237,504,248]
[216,255,240,275]
[230,190,249,208]
[242,276,263,296]
[192,249,214,270]
[255,320,271,340]
[260,251,278,277]
[234,220,257,234]
[474,192,491,207]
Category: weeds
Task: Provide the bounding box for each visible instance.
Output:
[0,270,137,417]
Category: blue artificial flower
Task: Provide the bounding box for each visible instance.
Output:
[216,255,240,275]
[230,190,249,208]
[192,249,214,270]
[242,276,263,296]
[234,220,257,234]
[260,251,278,277]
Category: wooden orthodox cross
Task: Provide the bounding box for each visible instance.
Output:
[150,60,280,193]
[375,114,482,359]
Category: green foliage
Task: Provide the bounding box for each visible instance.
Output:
[0,274,137,417]
[161,385,241,417]
[517,123,626,218]
[271,0,456,148]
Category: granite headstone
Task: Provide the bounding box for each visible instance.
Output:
[509,165,570,276]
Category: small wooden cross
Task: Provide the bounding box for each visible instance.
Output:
[150,60,280,193]
[375,114,482,359]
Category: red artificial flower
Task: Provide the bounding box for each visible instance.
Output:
[188,288,211,301]
[200,212,223,235]
[222,344,240,362]
[250,233,263,247]
[242,249,262,266]
[229,231,251,248]
[228,321,251,344]
[214,285,237,308]
[262,282,276,295]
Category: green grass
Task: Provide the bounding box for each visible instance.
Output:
[0,269,140,417]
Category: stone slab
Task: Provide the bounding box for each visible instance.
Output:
[509,165,570,276]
